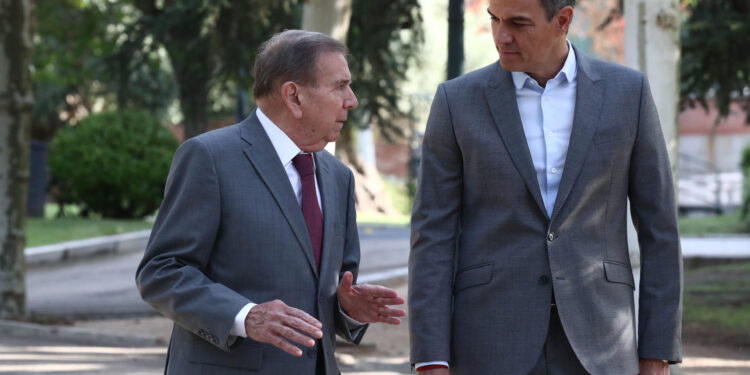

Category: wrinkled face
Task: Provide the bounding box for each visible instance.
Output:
[488,0,567,76]
[295,52,358,152]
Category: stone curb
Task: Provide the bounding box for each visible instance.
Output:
[0,319,167,347]
[24,230,151,267]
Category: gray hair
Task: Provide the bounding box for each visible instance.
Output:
[538,0,576,21]
[253,29,348,99]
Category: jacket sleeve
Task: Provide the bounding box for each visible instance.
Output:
[335,169,369,343]
[409,83,463,365]
[135,137,250,352]
[628,73,683,363]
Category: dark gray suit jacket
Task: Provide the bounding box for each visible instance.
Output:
[136,111,366,374]
[409,48,682,374]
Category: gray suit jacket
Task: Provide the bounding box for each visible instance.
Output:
[409,47,682,374]
[136,111,367,374]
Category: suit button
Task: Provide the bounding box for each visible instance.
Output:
[318,295,325,302]
[538,275,550,285]
[547,232,556,241]
[307,348,316,358]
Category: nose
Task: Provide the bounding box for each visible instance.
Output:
[494,25,512,45]
[344,87,358,110]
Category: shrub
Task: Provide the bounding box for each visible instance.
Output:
[49,110,177,218]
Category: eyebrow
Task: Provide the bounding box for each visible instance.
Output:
[486,8,532,23]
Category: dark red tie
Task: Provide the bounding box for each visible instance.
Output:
[292,153,323,270]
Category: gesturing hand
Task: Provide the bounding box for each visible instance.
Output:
[337,271,406,324]
[419,368,450,375]
[244,299,323,357]
[639,358,670,375]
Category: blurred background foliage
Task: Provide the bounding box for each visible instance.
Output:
[26,0,750,225]
[48,110,176,218]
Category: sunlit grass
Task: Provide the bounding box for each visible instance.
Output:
[25,204,152,247]
[679,211,750,236]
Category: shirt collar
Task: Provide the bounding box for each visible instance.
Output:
[256,107,305,167]
[510,40,577,90]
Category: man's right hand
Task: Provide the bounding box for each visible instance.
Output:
[418,368,450,375]
[244,299,323,357]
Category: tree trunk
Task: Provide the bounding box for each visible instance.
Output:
[303,0,396,215]
[302,0,352,44]
[0,0,33,318]
[447,0,464,80]
[164,39,214,140]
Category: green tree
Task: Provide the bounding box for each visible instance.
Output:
[128,0,301,139]
[29,1,177,217]
[680,0,750,122]
[0,0,33,319]
[343,0,423,168]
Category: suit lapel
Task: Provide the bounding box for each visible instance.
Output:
[485,63,548,218]
[550,48,605,221]
[313,152,335,281]
[240,111,319,278]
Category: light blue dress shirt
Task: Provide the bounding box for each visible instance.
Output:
[510,42,577,217]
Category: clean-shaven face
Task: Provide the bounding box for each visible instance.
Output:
[295,52,358,152]
[488,0,567,78]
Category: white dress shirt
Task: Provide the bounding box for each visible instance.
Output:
[230,107,322,338]
[415,42,577,372]
[511,41,577,217]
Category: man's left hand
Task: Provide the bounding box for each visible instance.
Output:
[337,271,406,324]
[639,358,669,375]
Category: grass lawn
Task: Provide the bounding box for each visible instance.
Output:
[26,217,153,247]
[25,204,153,247]
[683,260,750,348]
[679,211,750,236]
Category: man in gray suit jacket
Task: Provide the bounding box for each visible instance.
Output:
[137,30,405,374]
[409,1,681,374]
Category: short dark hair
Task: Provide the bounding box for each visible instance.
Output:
[538,0,576,21]
[252,29,348,99]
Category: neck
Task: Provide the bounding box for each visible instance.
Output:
[528,40,569,88]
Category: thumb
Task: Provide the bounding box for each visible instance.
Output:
[339,271,354,292]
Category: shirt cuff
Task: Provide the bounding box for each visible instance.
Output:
[415,361,449,371]
[230,302,256,338]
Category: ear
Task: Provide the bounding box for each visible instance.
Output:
[555,6,574,35]
[281,81,303,119]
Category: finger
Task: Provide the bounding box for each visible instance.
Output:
[339,271,354,292]
[378,306,407,317]
[271,335,305,357]
[284,315,323,339]
[285,305,323,330]
[352,284,400,298]
[370,296,406,306]
[276,325,317,348]
[379,315,402,325]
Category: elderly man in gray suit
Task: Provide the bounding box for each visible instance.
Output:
[136,30,406,375]
[409,0,682,374]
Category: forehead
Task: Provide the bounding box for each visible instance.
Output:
[488,0,545,18]
[314,52,351,84]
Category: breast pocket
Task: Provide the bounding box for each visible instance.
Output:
[594,125,631,145]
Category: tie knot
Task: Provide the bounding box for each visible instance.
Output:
[292,153,315,177]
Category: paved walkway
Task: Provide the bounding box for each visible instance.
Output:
[4,277,750,374]
[681,236,750,258]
